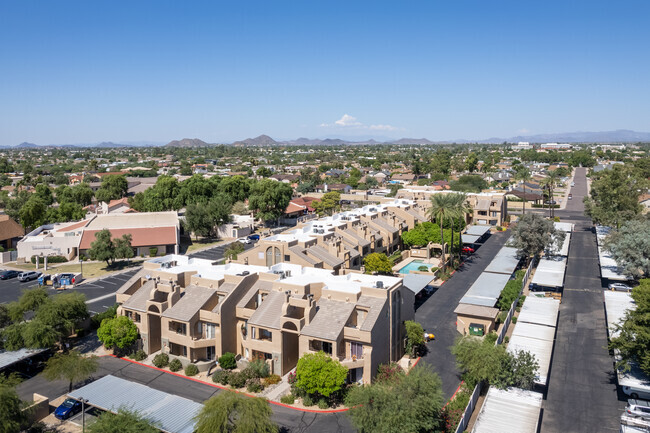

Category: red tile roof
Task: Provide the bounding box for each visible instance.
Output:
[0,215,24,241]
[58,219,92,232]
[79,226,177,250]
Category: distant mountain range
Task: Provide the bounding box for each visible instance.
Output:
[4,129,650,149]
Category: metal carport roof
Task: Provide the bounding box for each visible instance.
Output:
[465,225,491,237]
[472,387,543,433]
[484,246,520,275]
[0,348,47,371]
[462,234,481,244]
[459,272,511,307]
[68,375,202,433]
[517,296,560,327]
[402,274,435,294]
[530,256,567,289]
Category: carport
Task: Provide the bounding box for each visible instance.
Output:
[68,375,202,433]
[462,225,491,245]
[459,272,511,307]
[473,387,543,433]
[402,274,436,296]
[484,246,520,275]
[530,256,567,291]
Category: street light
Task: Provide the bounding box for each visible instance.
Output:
[78,398,88,433]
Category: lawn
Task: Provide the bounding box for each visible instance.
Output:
[183,238,226,254]
[13,259,144,279]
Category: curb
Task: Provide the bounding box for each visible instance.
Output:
[444,381,465,409]
[105,355,350,413]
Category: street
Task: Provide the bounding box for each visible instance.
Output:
[540,167,626,432]
[17,356,356,433]
[415,230,510,399]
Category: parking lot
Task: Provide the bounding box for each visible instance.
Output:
[0,268,141,314]
[188,239,256,261]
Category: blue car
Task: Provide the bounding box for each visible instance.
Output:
[247,234,260,241]
[54,398,82,420]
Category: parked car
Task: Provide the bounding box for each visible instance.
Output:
[609,282,633,292]
[18,271,41,282]
[0,270,19,280]
[237,238,251,244]
[571,182,575,187]
[626,399,650,420]
[461,247,475,254]
[247,234,260,241]
[568,193,572,200]
[54,398,83,420]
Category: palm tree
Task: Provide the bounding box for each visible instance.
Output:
[546,170,560,219]
[539,177,552,218]
[452,193,471,263]
[427,193,454,272]
[515,167,532,215]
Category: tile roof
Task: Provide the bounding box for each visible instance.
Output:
[236,280,275,309]
[0,215,24,241]
[121,280,156,312]
[339,229,371,247]
[301,299,355,341]
[162,285,217,322]
[356,295,386,332]
[79,226,177,249]
[307,245,344,268]
[58,219,92,232]
[288,246,320,265]
[248,291,286,329]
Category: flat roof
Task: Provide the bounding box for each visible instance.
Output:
[68,375,201,433]
[465,225,491,237]
[484,246,520,275]
[596,226,631,281]
[530,256,567,288]
[462,234,481,244]
[508,322,556,386]
[402,273,435,294]
[553,222,574,233]
[472,387,543,433]
[517,296,560,327]
[0,348,47,370]
[459,272,511,307]
[548,232,571,257]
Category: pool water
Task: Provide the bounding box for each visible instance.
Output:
[399,260,434,274]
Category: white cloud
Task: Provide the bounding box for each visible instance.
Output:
[369,124,397,131]
[321,114,400,132]
[334,114,362,127]
[517,128,530,134]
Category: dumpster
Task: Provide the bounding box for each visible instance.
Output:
[38,274,52,286]
[468,323,485,336]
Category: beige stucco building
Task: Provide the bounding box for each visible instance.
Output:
[235,199,428,273]
[117,255,414,383]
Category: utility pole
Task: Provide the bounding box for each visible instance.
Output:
[79,398,88,433]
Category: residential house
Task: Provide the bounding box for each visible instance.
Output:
[0,215,23,250]
[314,184,352,194]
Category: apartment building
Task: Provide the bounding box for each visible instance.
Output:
[395,187,508,226]
[235,199,427,273]
[116,255,414,383]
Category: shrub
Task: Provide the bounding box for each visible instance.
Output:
[133,350,147,361]
[496,226,503,231]
[169,358,182,372]
[497,311,507,324]
[504,336,510,344]
[31,255,67,264]
[149,247,158,257]
[280,394,295,405]
[318,398,329,409]
[91,304,118,329]
[430,266,439,273]
[484,332,498,345]
[417,265,429,272]
[248,359,270,378]
[240,367,256,382]
[152,353,169,368]
[246,378,263,393]
[185,364,199,376]
[264,374,281,385]
[553,216,561,222]
[212,369,231,385]
[302,394,314,407]
[287,371,297,384]
[218,352,237,370]
[375,362,404,385]
[228,372,247,389]
[512,317,518,324]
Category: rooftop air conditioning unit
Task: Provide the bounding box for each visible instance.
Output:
[376,281,384,289]
[285,270,291,277]
[241,271,250,276]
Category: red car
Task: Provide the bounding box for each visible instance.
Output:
[462,247,475,254]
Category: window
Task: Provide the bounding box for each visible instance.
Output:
[490,211,498,217]
[284,255,291,262]
[206,346,215,360]
[258,328,272,342]
[322,341,332,355]
[350,342,363,359]
[134,313,141,323]
[170,322,186,335]
[478,211,487,216]
[204,322,216,339]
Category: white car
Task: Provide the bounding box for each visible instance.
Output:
[237,238,251,245]
[626,399,650,420]
[18,271,41,282]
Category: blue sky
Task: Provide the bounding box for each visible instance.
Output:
[1,1,649,144]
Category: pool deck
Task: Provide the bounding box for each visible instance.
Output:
[393,256,441,274]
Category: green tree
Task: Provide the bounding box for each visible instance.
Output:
[363,253,393,275]
[95,174,128,202]
[0,383,25,433]
[584,164,647,229]
[448,175,487,193]
[401,228,428,248]
[224,241,245,261]
[514,167,532,215]
[42,350,98,392]
[97,316,139,350]
[114,234,134,261]
[88,229,116,265]
[56,201,86,221]
[312,191,341,216]
[247,179,293,223]
[465,152,479,173]
[295,351,348,398]
[184,203,215,239]
[511,213,564,260]
[427,193,455,272]
[609,279,650,375]
[34,184,54,205]
[256,167,273,178]
[404,320,425,358]
[231,201,248,215]
[194,391,277,433]
[345,364,444,433]
[34,292,88,346]
[452,335,538,389]
[88,408,159,433]
[603,219,650,279]
[19,196,47,230]
[21,319,58,349]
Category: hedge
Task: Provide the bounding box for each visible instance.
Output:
[31,255,68,264]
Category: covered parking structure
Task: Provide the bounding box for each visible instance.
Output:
[462,225,491,245]
[459,272,511,308]
[472,387,543,433]
[530,256,567,291]
[596,226,631,282]
[484,246,520,275]
[68,375,202,433]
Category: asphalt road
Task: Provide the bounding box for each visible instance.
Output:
[188,239,256,261]
[415,230,510,399]
[17,356,356,433]
[540,167,626,432]
[0,268,140,314]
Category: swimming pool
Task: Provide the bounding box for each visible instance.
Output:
[398,260,435,274]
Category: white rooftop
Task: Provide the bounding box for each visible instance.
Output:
[517,296,560,327]
[531,256,567,289]
[472,387,543,433]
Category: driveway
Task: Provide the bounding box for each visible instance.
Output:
[17,356,355,433]
[415,231,510,399]
[540,167,626,432]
